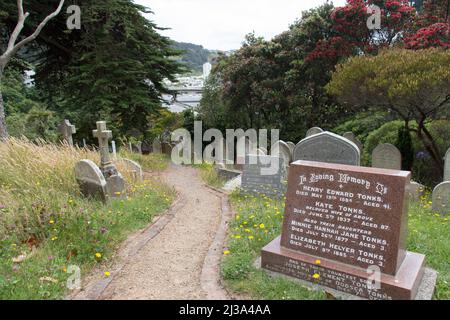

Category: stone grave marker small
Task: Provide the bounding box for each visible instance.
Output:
[343,132,363,152]
[306,127,323,137]
[136,141,143,154]
[444,148,450,181]
[293,131,360,166]
[111,141,117,160]
[119,158,143,182]
[432,182,450,214]
[259,147,268,155]
[407,181,425,201]
[153,138,162,154]
[257,148,266,156]
[241,155,286,197]
[261,160,431,299]
[286,141,295,154]
[58,119,76,146]
[74,160,107,202]
[372,143,401,170]
[271,140,291,167]
[93,121,126,199]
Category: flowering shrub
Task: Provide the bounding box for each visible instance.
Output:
[405,23,450,49]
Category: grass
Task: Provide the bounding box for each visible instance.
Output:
[118,149,170,172]
[0,138,174,299]
[193,162,227,188]
[222,190,449,300]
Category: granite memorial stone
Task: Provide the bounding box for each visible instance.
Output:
[372,144,401,170]
[432,182,450,214]
[293,131,360,166]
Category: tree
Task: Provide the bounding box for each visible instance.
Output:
[307,0,416,61]
[1,1,183,140]
[327,48,450,174]
[0,0,64,139]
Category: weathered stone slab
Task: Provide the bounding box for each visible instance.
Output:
[271,140,291,167]
[372,143,401,170]
[74,160,107,201]
[306,127,324,137]
[58,119,76,146]
[444,148,450,181]
[241,155,287,197]
[343,132,363,152]
[286,141,295,154]
[432,181,450,214]
[407,181,425,201]
[293,131,360,166]
[120,158,143,182]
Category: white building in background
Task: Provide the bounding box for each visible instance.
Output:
[203,62,212,80]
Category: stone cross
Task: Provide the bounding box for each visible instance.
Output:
[93,121,113,172]
[58,119,76,146]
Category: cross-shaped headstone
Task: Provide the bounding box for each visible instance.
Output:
[93,121,113,169]
[58,119,76,146]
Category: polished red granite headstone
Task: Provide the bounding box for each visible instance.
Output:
[261,160,426,300]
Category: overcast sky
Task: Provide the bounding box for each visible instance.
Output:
[136,0,347,50]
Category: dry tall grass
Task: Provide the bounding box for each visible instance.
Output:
[0,138,134,240]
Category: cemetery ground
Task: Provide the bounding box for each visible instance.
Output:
[0,139,174,299]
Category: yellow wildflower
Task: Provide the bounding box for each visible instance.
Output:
[313,273,320,279]
[259,223,265,229]
[223,250,231,255]
[104,271,111,277]
[315,259,321,265]
[95,252,102,259]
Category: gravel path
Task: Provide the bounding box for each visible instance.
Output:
[99,164,226,300]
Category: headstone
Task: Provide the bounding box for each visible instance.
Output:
[444,148,450,181]
[111,141,117,160]
[58,119,76,146]
[306,127,323,137]
[241,155,287,197]
[153,138,162,154]
[372,143,401,170]
[92,121,126,199]
[257,148,267,156]
[343,132,363,152]
[259,147,268,155]
[286,141,295,154]
[261,160,428,300]
[136,141,143,154]
[293,131,360,166]
[432,182,450,214]
[129,142,133,153]
[271,140,292,167]
[120,158,143,182]
[83,139,87,148]
[74,160,107,202]
[407,181,425,201]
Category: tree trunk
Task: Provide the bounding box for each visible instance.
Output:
[417,117,443,176]
[0,68,9,140]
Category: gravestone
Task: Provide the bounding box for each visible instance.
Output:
[432,182,450,214]
[259,147,268,155]
[241,155,287,197]
[372,144,401,170]
[74,160,107,202]
[261,160,429,300]
[343,132,363,152]
[271,140,292,167]
[293,131,360,166]
[58,119,76,146]
[257,148,267,156]
[136,141,143,154]
[153,138,162,154]
[120,158,143,182]
[407,181,425,201]
[93,121,126,199]
[111,141,117,160]
[83,139,87,148]
[306,127,323,137]
[286,141,295,154]
[444,148,450,181]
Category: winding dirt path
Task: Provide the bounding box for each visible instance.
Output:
[74,164,230,300]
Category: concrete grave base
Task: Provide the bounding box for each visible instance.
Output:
[255,237,437,300]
